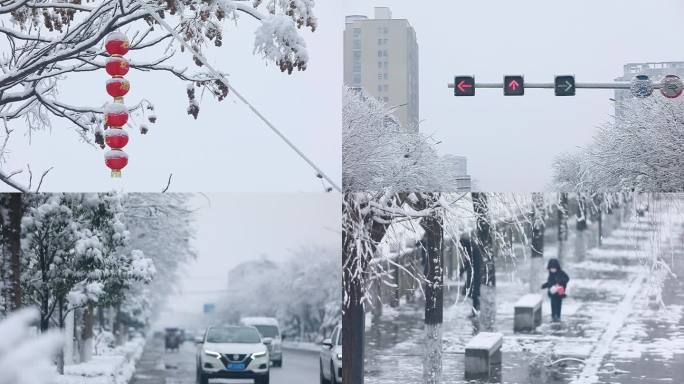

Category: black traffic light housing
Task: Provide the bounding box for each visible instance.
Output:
[504,75,524,96]
[454,76,475,96]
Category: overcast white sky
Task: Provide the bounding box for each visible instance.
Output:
[346,0,684,191]
[164,192,340,317]
[1,2,342,193]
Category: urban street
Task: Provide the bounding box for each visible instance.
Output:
[343,193,684,384]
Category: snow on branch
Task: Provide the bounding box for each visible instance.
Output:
[552,97,684,192]
[0,0,318,182]
[343,87,464,192]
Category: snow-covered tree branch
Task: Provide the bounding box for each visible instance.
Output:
[343,87,465,192]
[0,0,317,173]
[552,97,684,192]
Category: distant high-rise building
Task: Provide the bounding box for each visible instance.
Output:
[344,7,419,131]
[614,61,684,117]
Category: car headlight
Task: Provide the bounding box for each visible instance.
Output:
[204,350,221,359]
[252,351,267,358]
[337,352,342,360]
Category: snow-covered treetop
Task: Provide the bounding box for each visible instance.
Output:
[343,87,465,192]
[553,97,684,192]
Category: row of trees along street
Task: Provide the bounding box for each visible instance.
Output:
[0,193,195,380]
[342,192,660,384]
[553,97,684,191]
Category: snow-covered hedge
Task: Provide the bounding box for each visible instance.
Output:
[55,337,145,384]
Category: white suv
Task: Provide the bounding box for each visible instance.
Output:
[196,325,270,384]
[319,324,342,384]
[240,317,283,367]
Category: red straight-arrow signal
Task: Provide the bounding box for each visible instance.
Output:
[504,75,524,96]
[454,76,475,96]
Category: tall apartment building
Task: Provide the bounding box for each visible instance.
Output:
[614,61,684,117]
[343,7,419,131]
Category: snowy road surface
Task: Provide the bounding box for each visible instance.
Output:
[131,336,319,384]
[364,203,684,384]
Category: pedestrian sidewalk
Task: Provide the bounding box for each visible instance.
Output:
[365,204,684,384]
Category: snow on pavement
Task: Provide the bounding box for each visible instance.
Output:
[364,202,684,384]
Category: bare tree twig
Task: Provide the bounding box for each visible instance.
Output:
[35,166,53,192]
[161,173,172,193]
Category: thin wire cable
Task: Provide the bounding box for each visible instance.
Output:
[131,0,341,192]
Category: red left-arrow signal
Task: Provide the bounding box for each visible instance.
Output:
[454,76,475,96]
[504,75,524,96]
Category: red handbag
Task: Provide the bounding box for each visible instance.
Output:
[554,284,565,296]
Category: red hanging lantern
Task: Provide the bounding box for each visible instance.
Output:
[105,149,129,177]
[106,78,130,99]
[105,128,129,150]
[105,56,129,77]
[103,31,133,178]
[105,31,130,56]
[104,102,129,127]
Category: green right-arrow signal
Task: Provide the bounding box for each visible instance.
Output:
[555,75,575,96]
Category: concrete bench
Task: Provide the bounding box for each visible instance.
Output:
[514,293,542,332]
[464,332,503,379]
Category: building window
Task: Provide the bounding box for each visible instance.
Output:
[377,85,383,92]
[378,62,382,69]
[353,74,361,85]
[353,28,361,37]
[383,73,388,80]
[383,97,389,102]
[383,84,389,92]
[378,50,383,58]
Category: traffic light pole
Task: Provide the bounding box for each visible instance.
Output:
[448,82,663,90]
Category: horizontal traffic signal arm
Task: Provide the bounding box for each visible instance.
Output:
[447,81,648,90]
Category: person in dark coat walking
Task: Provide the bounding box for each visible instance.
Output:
[541,258,569,322]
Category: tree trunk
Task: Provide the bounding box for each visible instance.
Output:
[57,296,65,374]
[530,193,545,293]
[472,193,496,330]
[64,309,75,366]
[2,194,22,311]
[390,264,400,308]
[558,193,569,260]
[40,295,50,332]
[421,203,443,384]
[531,193,545,259]
[597,205,603,248]
[80,303,94,362]
[341,194,388,384]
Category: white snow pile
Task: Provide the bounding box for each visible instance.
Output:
[55,337,145,384]
[0,308,63,384]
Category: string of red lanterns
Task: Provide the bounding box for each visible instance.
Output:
[103,31,130,178]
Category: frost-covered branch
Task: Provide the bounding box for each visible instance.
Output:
[343,87,465,192]
[0,0,318,188]
[553,97,684,192]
